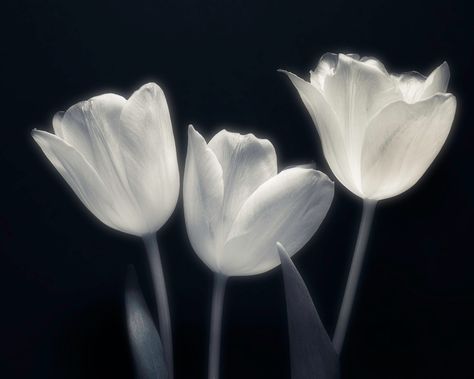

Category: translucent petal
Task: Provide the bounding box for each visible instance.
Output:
[208,130,277,236]
[120,83,180,232]
[361,94,456,199]
[31,130,129,233]
[393,62,450,103]
[223,168,334,276]
[183,126,224,272]
[60,94,127,180]
[281,70,360,196]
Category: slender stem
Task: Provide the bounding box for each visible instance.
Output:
[208,274,228,379]
[143,234,173,379]
[333,200,377,354]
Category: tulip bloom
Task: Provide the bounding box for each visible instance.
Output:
[281,53,456,201]
[32,83,178,377]
[281,53,456,353]
[184,125,334,379]
[32,83,179,236]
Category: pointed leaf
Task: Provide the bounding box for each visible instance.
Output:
[125,265,168,379]
[278,242,339,379]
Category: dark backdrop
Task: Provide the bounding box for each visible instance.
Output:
[2,0,473,378]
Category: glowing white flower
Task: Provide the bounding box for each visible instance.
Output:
[281,53,456,200]
[32,83,179,236]
[184,126,334,277]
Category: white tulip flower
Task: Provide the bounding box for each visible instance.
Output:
[184,125,334,379]
[281,53,457,353]
[281,53,456,200]
[184,125,334,277]
[32,82,179,236]
[32,82,179,377]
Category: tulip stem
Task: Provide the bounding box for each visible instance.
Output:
[143,234,173,379]
[209,274,228,379]
[333,200,377,354]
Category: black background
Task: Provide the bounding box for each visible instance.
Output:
[2,0,473,378]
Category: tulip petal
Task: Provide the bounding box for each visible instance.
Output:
[324,53,400,137]
[310,53,338,89]
[420,62,450,100]
[184,126,224,272]
[223,168,334,276]
[281,70,360,196]
[360,56,390,75]
[125,266,168,379]
[317,54,401,189]
[394,62,450,104]
[60,94,127,179]
[278,243,339,379]
[52,111,65,139]
[208,130,277,235]
[392,71,426,103]
[120,83,180,232]
[31,130,122,232]
[361,94,456,200]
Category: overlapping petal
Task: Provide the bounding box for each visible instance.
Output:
[208,130,277,235]
[223,168,334,276]
[33,83,179,236]
[184,127,334,276]
[120,83,180,232]
[361,94,456,199]
[394,62,450,103]
[280,70,359,196]
[184,126,224,272]
[31,130,129,232]
[282,53,456,201]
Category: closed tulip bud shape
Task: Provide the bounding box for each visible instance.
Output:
[281,53,456,200]
[32,83,180,236]
[32,82,180,377]
[184,125,334,277]
[184,125,334,379]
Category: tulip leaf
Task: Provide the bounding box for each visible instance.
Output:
[277,242,339,379]
[125,265,168,379]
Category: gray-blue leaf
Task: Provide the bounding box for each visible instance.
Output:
[277,242,339,379]
[125,265,168,379]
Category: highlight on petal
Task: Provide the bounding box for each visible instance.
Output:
[280,70,359,196]
[31,129,124,232]
[60,94,127,175]
[419,62,450,100]
[360,56,389,75]
[52,111,65,139]
[223,167,334,276]
[282,53,456,201]
[184,125,224,272]
[120,83,180,232]
[208,130,277,235]
[278,242,339,379]
[125,265,168,379]
[310,52,338,89]
[393,62,450,104]
[392,71,426,103]
[361,93,457,200]
[322,54,399,135]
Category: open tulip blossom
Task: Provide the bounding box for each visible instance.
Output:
[31,82,179,378]
[281,53,457,352]
[184,125,334,379]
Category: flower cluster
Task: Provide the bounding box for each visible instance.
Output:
[32,53,456,379]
